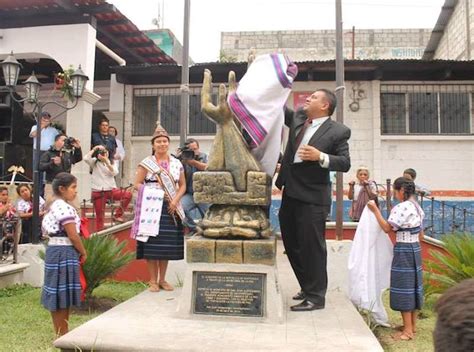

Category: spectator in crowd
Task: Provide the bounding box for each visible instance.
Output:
[0,186,16,218]
[179,138,209,235]
[91,117,117,162]
[0,186,18,257]
[29,112,60,195]
[108,126,125,162]
[41,173,87,337]
[348,167,378,221]
[434,278,474,351]
[83,145,132,231]
[39,134,82,202]
[403,168,431,197]
[16,184,45,243]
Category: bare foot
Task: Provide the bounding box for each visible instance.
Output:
[148,282,160,292]
[391,331,414,341]
[394,325,416,334]
[159,281,174,291]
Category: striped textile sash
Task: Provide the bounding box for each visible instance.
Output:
[139,156,185,221]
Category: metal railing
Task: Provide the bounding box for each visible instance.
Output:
[80,184,134,233]
[382,179,474,239]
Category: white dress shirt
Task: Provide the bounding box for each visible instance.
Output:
[293,116,330,168]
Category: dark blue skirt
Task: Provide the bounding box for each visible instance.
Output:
[136,203,184,260]
[41,245,81,311]
[390,242,424,312]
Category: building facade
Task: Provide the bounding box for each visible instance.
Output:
[424,0,474,60]
[113,60,474,198]
[221,29,431,62]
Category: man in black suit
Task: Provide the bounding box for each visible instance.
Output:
[276,89,351,311]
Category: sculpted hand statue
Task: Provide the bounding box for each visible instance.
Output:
[201,69,260,192]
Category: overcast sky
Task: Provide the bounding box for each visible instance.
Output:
[108,0,445,63]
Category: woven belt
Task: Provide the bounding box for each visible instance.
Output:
[48,237,73,246]
[396,233,420,243]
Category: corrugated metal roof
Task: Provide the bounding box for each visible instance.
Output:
[0,0,176,65]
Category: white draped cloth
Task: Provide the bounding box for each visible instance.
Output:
[228,53,298,176]
[348,207,393,326]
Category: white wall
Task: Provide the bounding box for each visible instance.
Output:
[121,80,474,192]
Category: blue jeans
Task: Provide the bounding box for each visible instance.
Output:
[181,193,209,230]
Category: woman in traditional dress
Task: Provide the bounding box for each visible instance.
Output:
[132,124,186,292]
[16,184,45,243]
[348,167,378,221]
[367,177,424,341]
[41,173,87,336]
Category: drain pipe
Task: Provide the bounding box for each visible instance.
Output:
[96,39,126,66]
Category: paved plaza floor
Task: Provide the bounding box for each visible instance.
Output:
[54,240,383,351]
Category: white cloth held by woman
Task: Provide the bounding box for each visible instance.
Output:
[348,207,393,326]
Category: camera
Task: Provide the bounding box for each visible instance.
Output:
[63,136,76,151]
[92,147,107,159]
[177,142,196,161]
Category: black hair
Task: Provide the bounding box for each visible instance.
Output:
[403,168,417,180]
[317,89,337,116]
[16,184,31,196]
[98,116,110,125]
[434,278,474,351]
[185,138,199,147]
[52,172,77,196]
[54,133,66,142]
[393,176,416,201]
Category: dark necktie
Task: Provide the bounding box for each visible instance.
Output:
[294,119,311,149]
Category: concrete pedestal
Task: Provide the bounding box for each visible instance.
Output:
[178,236,283,323]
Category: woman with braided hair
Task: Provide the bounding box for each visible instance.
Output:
[367,177,424,341]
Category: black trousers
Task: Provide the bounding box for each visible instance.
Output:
[279,193,328,305]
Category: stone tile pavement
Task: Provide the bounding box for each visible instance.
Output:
[54,240,383,351]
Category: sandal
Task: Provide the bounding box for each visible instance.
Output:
[159,281,174,291]
[148,282,160,292]
[391,331,414,341]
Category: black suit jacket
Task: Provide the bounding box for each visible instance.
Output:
[276,108,351,208]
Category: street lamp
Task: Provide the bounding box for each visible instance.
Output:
[0,51,89,243]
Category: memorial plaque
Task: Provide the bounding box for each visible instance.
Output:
[192,271,265,317]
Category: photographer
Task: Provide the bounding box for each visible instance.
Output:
[39,134,82,201]
[178,138,209,235]
[91,117,117,162]
[84,145,131,231]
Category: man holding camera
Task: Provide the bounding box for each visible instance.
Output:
[84,145,131,231]
[39,134,82,201]
[179,138,209,235]
[91,117,117,162]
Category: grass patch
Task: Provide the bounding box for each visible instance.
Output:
[0,281,145,352]
[373,292,438,351]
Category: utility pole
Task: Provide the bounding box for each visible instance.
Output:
[180,0,190,145]
[335,0,345,240]
[352,26,355,59]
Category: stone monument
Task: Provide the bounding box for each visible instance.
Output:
[178,65,283,323]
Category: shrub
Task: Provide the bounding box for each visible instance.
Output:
[82,234,134,301]
[424,233,474,297]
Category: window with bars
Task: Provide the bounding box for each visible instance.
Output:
[132,87,217,136]
[381,85,473,135]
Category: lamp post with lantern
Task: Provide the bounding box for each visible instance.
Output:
[0,51,88,243]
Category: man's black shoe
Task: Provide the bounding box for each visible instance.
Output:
[292,291,306,300]
[290,299,325,312]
